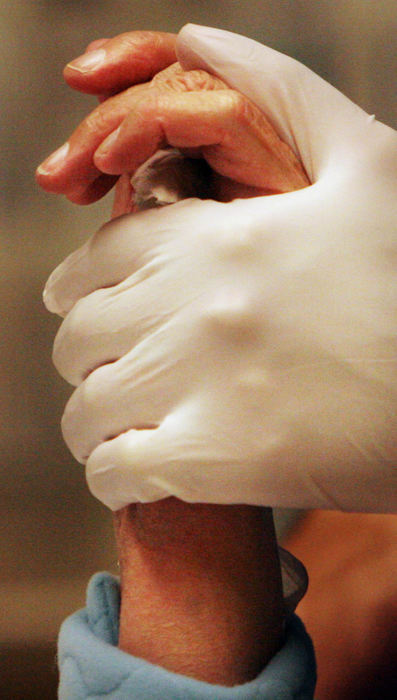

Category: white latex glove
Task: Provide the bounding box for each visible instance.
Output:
[44,25,397,512]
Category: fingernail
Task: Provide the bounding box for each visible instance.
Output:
[67,48,106,73]
[37,142,70,175]
[96,126,121,158]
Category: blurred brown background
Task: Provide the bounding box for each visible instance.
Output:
[1,1,396,697]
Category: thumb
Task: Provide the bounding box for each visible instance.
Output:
[177,24,372,181]
[85,421,191,510]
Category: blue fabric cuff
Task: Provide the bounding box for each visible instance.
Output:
[58,572,316,699]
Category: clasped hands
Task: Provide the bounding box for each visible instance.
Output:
[37,25,397,513]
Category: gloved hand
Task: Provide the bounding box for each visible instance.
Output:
[44,25,397,512]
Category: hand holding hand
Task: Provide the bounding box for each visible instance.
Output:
[43,26,397,513]
[36,50,307,204]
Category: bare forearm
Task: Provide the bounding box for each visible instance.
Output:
[114,500,284,686]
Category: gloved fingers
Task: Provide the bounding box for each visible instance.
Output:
[63,31,177,95]
[76,346,397,511]
[43,197,229,316]
[177,24,371,179]
[83,410,297,511]
[61,345,179,464]
[52,270,176,386]
[84,410,249,510]
[85,423,182,509]
[94,89,308,193]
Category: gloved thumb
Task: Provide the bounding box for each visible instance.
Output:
[85,419,195,510]
[177,24,374,181]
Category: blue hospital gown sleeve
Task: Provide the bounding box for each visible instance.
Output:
[58,572,316,699]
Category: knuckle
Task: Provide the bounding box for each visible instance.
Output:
[61,360,115,462]
[60,296,91,345]
[78,363,112,413]
[151,63,226,93]
[61,391,83,459]
[183,69,226,91]
[120,30,161,48]
[79,103,118,140]
[83,108,109,135]
[52,295,99,384]
[150,62,180,85]
[204,288,258,339]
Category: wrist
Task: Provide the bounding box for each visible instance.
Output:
[114,499,284,685]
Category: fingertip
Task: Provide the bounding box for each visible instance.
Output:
[63,48,109,93]
[177,24,231,72]
[67,174,118,204]
[176,24,208,71]
[64,31,177,94]
[66,190,96,205]
[93,127,122,174]
[35,166,50,191]
[42,283,64,316]
[178,22,215,43]
[36,142,70,187]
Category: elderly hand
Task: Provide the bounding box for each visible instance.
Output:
[42,25,397,513]
[36,31,176,204]
[36,58,307,205]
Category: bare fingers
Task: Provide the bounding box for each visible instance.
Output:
[94,88,309,195]
[36,82,152,204]
[37,33,176,204]
[36,64,222,204]
[36,62,308,205]
[63,31,177,96]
